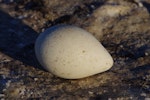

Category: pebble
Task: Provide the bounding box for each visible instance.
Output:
[0,94,5,97]
[141,93,147,97]
[6,80,11,88]
[35,25,113,79]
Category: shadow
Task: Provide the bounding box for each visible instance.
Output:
[0,9,43,70]
[129,64,150,93]
[130,64,150,74]
[117,44,149,59]
[51,15,72,26]
[85,1,104,13]
[106,38,150,60]
[143,1,150,13]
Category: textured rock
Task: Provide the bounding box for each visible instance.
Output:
[35,25,113,79]
[1,0,150,99]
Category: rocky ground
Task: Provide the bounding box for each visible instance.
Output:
[0,0,150,100]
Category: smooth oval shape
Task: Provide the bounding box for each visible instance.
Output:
[35,25,113,79]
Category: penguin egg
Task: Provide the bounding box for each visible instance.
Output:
[35,25,113,79]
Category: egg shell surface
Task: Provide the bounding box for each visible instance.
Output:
[35,25,113,79]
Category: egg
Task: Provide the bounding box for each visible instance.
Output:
[35,25,113,79]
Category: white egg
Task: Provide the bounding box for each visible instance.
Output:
[35,25,113,79]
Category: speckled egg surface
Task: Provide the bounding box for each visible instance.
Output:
[35,25,113,79]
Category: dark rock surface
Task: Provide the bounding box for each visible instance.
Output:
[0,0,150,99]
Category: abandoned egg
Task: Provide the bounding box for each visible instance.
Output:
[35,25,113,79]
